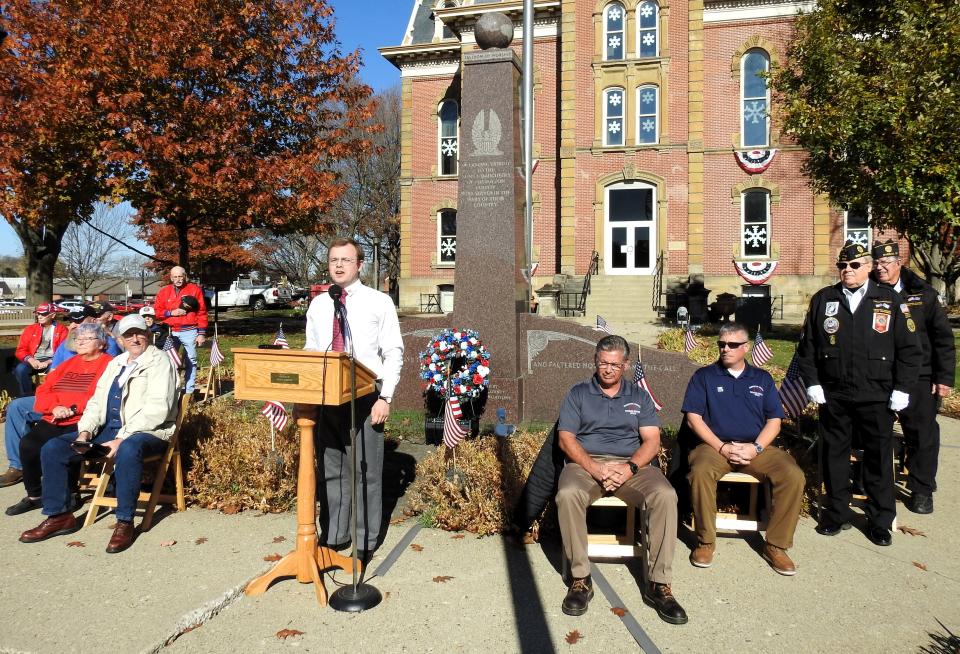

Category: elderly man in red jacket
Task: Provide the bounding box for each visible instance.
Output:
[152,266,207,393]
[13,303,68,397]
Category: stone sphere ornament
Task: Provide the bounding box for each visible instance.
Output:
[475,12,514,50]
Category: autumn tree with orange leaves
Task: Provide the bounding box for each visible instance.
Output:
[103,0,374,272]
[1,0,373,301]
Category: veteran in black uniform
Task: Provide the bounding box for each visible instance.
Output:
[797,241,922,546]
[871,239,955,514]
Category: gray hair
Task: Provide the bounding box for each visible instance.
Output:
[75,322,108,349]
[595,335,630,361]
[718,322,750,339]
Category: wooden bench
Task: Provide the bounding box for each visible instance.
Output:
[563,495,649,587]
[713,471,771,532]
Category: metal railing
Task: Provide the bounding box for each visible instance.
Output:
[559,251,600,316]
[652,250,665,312]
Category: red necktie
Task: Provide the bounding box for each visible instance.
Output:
[331,290,347,351]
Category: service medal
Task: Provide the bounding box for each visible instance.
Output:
[823,317,839,334]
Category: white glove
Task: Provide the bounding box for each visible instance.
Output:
[806,385,826,405]
[889,390,910,412]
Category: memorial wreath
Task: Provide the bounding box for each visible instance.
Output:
[419,328,491,400]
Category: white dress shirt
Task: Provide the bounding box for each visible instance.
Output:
[842,279,869,313]
[304,280,404,398]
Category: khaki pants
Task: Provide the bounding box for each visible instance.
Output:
[687,444,804,549]
[556,459,677,584]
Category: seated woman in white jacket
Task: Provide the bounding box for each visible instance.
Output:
[19,314,178,553]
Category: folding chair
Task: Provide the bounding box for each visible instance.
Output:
[80,393,190,531]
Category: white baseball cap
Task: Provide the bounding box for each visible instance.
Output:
[116,314,148,335]
[139,306,156,317]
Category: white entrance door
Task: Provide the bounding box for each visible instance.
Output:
[605,181,657,275]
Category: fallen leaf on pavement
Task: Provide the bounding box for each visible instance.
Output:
[913,561,928,571]
[195,537,208,545]
[264,553,283,562]
[66,541,85,548]
[565,630,582,644]
[160,540,177,547]
[451,534,465,540]
[898,526,926,537]
[389,517,407,526]
[272,536,286,543]
[410,543,424,552]
[433,576,454,583]
[276,629,304,640]
[221,504,240,515]
[611,607,628,617]
[384,592,391,600]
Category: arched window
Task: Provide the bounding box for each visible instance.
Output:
[438,100,459,176]
[741,49,770,147]
[636,85,658,145]
[636,1,659,58]
[742,189,770,258]
[603,87,624,147]
[438,209,458,264]
[603,3,625,61]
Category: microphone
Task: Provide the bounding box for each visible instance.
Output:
[328,284,343,303]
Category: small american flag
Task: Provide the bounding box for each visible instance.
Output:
[633,360,663,411]
[442,396,469,449]
[684,325,698,353]
[273,324,289,349]
[261,400,288,431]
[779,353,809,419]
[596,315,612,334]
[162,334,182,368]
[752,332,774,367]
[209,338,225,367]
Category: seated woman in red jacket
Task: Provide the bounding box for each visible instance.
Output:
[5,323,113,516]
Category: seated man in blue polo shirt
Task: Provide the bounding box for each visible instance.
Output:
[681,322,805,576]
[555,335,687,625]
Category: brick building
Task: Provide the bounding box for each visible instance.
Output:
[380,0,893,325]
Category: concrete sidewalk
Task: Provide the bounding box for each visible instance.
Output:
[1,419,958,653]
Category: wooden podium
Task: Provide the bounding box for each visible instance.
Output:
[232,348,377,605]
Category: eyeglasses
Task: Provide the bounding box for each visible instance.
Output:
[329,258,356,266]
[875,258,899,268]
[717,341,747,349]
[74,337,98,343]
[836,261,867,270]
[596,362,625,370]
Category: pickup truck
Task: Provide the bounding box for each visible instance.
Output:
[205,277,290,311]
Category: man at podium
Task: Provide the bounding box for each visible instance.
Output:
[304,237,404,561]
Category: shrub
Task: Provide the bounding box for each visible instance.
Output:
[180,396,298,513]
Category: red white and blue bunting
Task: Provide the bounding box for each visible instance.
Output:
[735,149,777,174]
[734,260,779,285]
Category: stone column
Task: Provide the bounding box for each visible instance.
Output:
[453,15,527,420]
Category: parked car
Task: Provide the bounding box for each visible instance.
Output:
[56,299,84,312]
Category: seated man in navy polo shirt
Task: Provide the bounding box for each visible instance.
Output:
[681,322,805,576]
[555,335,687,625]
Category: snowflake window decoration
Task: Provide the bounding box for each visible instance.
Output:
[847,231,869,248]
[607,120,622,134]
[641,119,655,132]
[608,92,622,107]
[440,139,458,156]
[744,101,766,124]
[607,6,622,21]
[419,329,491,400]
[608,35,621,49]
[744,225,768,248]
[639,3,654,18]
[440,237,456,258]
[642,33,656,46]
[641,91,655,105]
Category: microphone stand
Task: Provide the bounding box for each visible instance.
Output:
[329,299,383,612]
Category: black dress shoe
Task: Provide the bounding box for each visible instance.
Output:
[5,496,42,516]
[907,493,933,514]
[866,524,892,546]
[561,576,594,616]
[643,582,688,625]
[815,519,851,536]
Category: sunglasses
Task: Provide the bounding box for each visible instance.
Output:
[836,261,867,270]
[717,341,747,349]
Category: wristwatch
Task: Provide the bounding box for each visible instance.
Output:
[380,396,392,404]
[753,442,764,455]
[627,462,639,475]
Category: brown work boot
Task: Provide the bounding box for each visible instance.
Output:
[762,542,797,576]
[0,467,23,488]
[690,542,715,568]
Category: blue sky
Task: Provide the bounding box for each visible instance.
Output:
[0,1,411,258]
